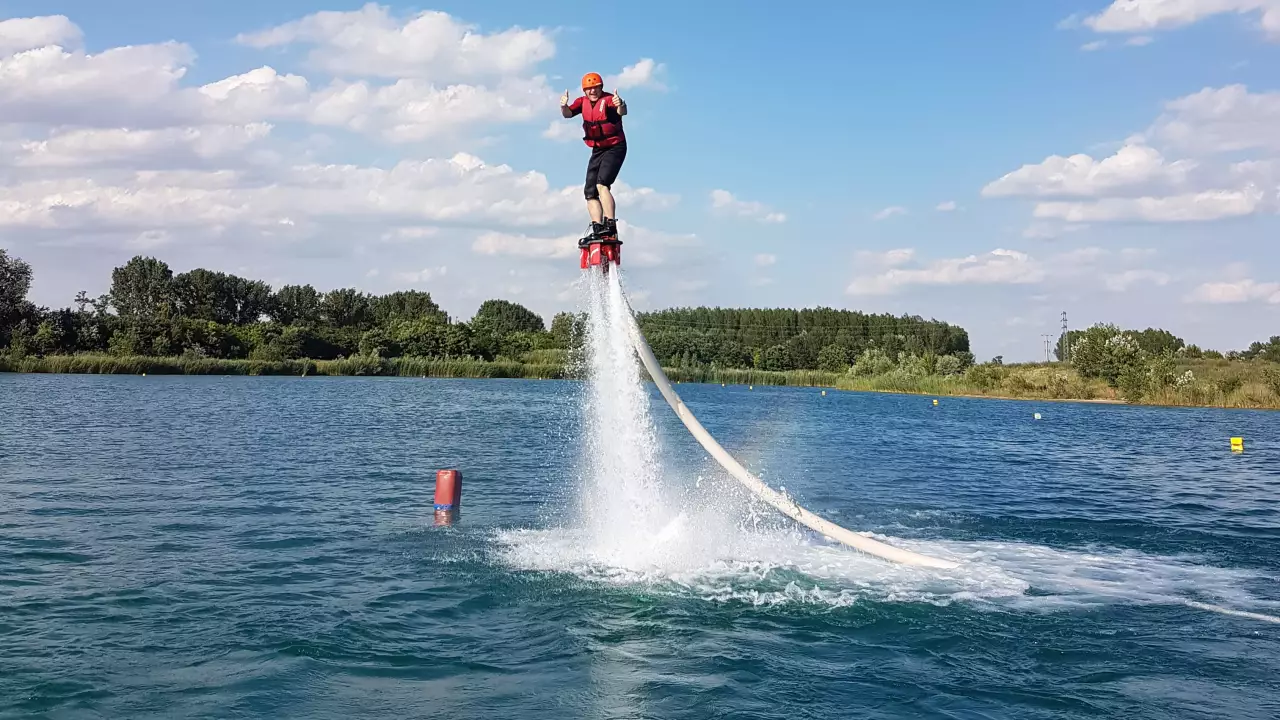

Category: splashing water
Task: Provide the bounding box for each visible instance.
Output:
[496,267,1280,622]
[573,268,673,569]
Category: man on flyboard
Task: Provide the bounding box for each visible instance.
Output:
[560,72,627,256]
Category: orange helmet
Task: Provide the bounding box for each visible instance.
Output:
[581,72,603,89]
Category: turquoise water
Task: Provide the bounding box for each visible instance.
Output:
[2,373,1278,719]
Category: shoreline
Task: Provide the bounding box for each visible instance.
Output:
[3,353,1276,411]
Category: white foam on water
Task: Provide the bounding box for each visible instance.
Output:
[503,267,1280,620]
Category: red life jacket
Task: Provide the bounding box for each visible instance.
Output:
[580,93,624,148]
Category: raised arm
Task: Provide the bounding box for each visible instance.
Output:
[612,88,627,116]
[561,90,579,118]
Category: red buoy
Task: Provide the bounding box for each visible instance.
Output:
[434,469,461,512]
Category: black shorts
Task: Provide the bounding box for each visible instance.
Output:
[584,142,626,200]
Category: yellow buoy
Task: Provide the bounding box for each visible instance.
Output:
[1034,412,1042,420]
[1231,437,1244,453]
[932,399,938,406]
[821,390,827,396]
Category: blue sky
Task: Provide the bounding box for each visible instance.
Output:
[2,0,1279,361]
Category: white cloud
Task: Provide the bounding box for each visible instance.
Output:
[393,265,448,284]
[872,205,907,220]
[1032,186,1266,222]
[1126,34,1156,45]
[1022,221,1090,239]
[0,40,197,127]
[1187,278,1280,303]
[234,4,556,80]
[848,248,1044,296]
[855,248,916,267]
[542,119,579,143]
[471,221,697,269]
[1084,0,1280,40]
[1082,40,1108,51]
[845,245,1168,297]
[936,200,958,211]
[605,58,667,91]
[472,230,578,260]
[0,152,676,234]
[709,189,785,223]
[6,124,273,169]
[0,15,82,56]
[1151,84,1280,154]
[1104,269,1171,291]
[982,143,1194,198]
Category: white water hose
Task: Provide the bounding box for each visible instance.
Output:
[619,293,959,570]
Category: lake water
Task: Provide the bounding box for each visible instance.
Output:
[2,373,1278,719]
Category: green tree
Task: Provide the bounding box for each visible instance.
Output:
[371,290,449,325]
[110,256,175,322]
[472,299,545,335]
[1,248,35,347]
[761,344,793,371]
[320,288,373,328]
[816,344,849,372]
[1070,323,1144,386]
[273,284,322,325]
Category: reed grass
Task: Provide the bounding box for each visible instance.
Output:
[3,353,1277,409]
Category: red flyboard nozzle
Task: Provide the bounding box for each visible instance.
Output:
[579,242,621,270]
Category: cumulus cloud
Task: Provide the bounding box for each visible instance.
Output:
[1032,187,1266,222]
[234,3,556,80]
[1104,269,1171,291]
[872,205,907,220]
[847,248,1044,295]
[1187,278,1280,303]
[1083,0,1280,40]
[605,58,667,91]
[0,41,197,128]
[985,84,1280,226]
[855,248,915,268]
[709,189,785,223]
[1150,84,1280,154]
[472,221,697,268]
[542,119,579,143]
[982,143,1194,198]
[846,245,1168,296]
[5,124,274,169]
[0,15,82,55]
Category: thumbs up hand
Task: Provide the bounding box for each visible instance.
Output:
[611,88,623,108]
[560,88,569,107]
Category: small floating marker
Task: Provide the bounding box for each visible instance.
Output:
[1034,412,1042,420]
[932,399,938,406]
[749,385,754,390]
[433,469,462,525]
[821,390,827,396]
[1231,437,1244,453]
[142,372,147,377]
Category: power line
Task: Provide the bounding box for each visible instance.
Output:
[1042,334,1052,363]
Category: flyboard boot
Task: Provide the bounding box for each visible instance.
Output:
[578,218,622,272]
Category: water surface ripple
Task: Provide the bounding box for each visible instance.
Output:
[1,373,1278,719]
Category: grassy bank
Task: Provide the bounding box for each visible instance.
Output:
[3,353,1278,410]
[0,353,565,380]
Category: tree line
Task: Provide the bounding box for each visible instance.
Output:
[1,248,975,371]
[1,249,565,363]
[5,247,1272,375]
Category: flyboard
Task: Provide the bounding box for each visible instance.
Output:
[580,234,959,570]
